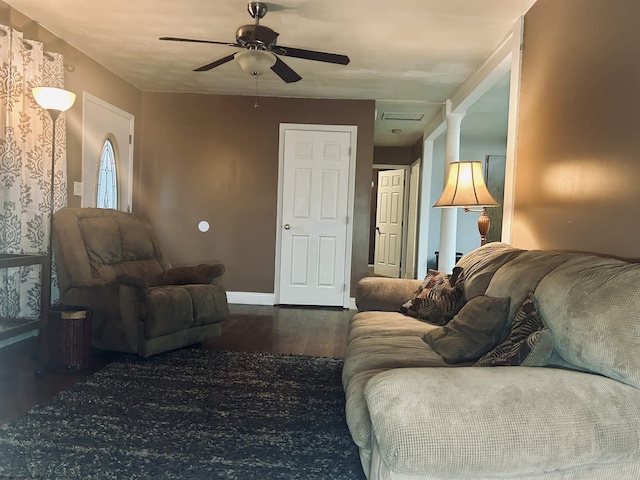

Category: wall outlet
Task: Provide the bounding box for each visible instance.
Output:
[73,181,83,196]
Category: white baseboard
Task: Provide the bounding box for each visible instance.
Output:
[227,291,357,310]
[226,291,275,305]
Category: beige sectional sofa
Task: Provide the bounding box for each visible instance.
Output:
[343,242,640,479]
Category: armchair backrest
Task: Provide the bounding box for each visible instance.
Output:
[53,208,172,296]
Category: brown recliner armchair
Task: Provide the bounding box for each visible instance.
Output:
[51,207,229,357]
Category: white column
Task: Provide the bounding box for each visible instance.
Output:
[437,108,465,273]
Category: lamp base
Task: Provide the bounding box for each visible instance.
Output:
[477,208,490,246]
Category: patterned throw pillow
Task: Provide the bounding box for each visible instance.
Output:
[474,292,553,367]
[400,267,464,325]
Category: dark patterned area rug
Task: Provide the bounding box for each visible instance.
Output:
[0,349,364,480]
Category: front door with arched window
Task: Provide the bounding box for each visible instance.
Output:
[96,138,118,209]
[81,93,134,211]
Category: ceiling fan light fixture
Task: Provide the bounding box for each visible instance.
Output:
[235,49,276,76]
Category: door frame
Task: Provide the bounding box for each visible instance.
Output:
[81,92,134,211]
[372,163,412,278]
[274,123,358,308]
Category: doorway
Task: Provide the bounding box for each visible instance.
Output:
[81,93,134,212]
[275,124,357,308]
[373,168,405,277]
[369,162,420,279]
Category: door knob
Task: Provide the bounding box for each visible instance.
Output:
[284,224,291,230]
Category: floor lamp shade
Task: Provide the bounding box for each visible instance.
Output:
[32,87,76,114]
[433,161,499,246]
[433,161,498,208]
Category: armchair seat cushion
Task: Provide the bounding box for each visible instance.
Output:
[182,284,228,327]
[144,286,194,338]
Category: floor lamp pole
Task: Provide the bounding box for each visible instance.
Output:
[47,109,60,270]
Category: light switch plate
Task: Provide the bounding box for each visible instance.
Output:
[73,181,83,196]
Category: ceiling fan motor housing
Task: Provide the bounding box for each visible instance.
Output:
[236,25,277,47]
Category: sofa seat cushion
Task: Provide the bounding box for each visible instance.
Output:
[364,367,640,477]
[345,368,387,450]
[342,335,454,389]
[348,311,439,344]
[144,286,194,338]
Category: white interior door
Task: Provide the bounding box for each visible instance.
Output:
[277,127,353,306]
[374,169,405,277]
[81,93,134,211]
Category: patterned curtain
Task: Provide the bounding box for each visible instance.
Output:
[0,24,67,319]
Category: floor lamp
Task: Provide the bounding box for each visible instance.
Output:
[32,87,85,373]
[32,86,76,287]
[433,161,499,246]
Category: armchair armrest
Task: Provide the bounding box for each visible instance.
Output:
[117,274,150,297]
[73,278,112,289]
[161,263,225,285]
[355,277,421,312]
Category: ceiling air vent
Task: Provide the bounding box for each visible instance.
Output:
[381,112,425,121]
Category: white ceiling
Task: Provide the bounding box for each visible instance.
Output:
[4,0,536,146]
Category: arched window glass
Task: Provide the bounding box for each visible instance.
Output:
[96,138,118,209]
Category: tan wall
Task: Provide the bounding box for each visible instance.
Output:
[514,0,640,259]
[373,146,414,166]
[0,1,142,208]
[139,92,375,294]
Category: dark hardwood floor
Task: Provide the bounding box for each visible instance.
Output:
[0,304,353,426]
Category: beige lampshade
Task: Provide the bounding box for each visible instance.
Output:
[433,161,499,208]
[235,49,276,76]
[32,87,76,112]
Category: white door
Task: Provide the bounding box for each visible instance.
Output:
[278,127,353,306]
[374,169,405,277]
[81,93,134,211]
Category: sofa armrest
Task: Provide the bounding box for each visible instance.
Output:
[161,263,225,285]
[355,277,421,312]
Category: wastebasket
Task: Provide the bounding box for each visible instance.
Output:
[47,305,92,371]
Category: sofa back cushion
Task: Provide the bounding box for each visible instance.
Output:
[484,250,573,332]
[455,242,524,301]
[535,255,640,390]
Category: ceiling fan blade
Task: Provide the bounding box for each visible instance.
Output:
[160,36,239,48]
[271,57,302,83]
[277,45,350,65]
[194,54,236,72]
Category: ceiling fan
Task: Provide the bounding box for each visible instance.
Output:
[160,1,350,83]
